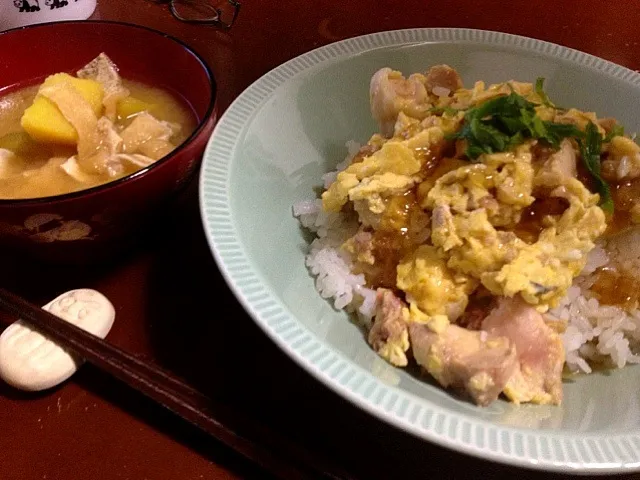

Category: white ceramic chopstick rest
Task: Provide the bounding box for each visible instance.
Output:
[0,289,115,391]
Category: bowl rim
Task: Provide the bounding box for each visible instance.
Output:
[0,19,217,206]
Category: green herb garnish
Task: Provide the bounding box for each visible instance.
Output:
[604,123,625,143]
[448,92,582,159]
[535,77,555,108]
[542,121,584,147]
[445,82,616,214]
[577,122,614,214]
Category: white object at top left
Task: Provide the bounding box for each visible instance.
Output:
[0,0,97,33]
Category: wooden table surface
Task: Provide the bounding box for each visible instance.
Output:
[2,1,640,479]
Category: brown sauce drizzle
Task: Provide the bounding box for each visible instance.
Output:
[590,267,640,310]
[416,140,448,177]
[605,179,640,234]
[584,161,640,308]
[368,232,407,289]
[513,196,569,243]
[363,143,448,290]
[416,147,442,177]
[576,160,597,193]
[456,291,496,330]
[530,142,554,165]
[606,208,631,236]
[367,190,419,289]
[612,179,640,211]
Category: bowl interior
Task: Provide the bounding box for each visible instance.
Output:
[213,37,640,437]
[0,21,212,125]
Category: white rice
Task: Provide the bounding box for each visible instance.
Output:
[321,140,361,189]
[293,141,378,326]
[550,234,640,373]
[294,142,640,374]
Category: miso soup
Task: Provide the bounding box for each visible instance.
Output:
[0,53,197,199]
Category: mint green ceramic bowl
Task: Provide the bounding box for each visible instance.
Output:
[199,28,640,474]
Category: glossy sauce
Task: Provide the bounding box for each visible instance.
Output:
[416,140,450,177]
[607,179,640,234]
[579,154,638,235]
[513,196,569,243]
[590,267,640,310]
[416,146,441,177]
[606,208,632,236]
[364,153,462,289]
[0,79,196,199]
[367,190,420,289]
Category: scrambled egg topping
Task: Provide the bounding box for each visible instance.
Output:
[396,245,476,319]
[322,126,445,213]
[322,67,611,369]
[426,144,606,309]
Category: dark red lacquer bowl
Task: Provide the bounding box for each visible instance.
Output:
[0,21,217,264]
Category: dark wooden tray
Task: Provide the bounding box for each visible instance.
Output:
[2,1,640,479]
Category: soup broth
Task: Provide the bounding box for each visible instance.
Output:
[0,60,197,200]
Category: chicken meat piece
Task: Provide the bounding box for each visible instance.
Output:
[368,289,410,367]
[342,230,375,264]
[424,64,463,96]
[72,117,126,177]
[602,135,640,181]
[120,112,179,160]
[94,117,124,171]
[370,67,430,137]
[534,138,577,188]
[63,117,160,180]
[409,322,518,406]
[350,143,381,165]
[482,296,564,405]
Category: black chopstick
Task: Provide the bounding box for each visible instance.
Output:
[0,287,355,480]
